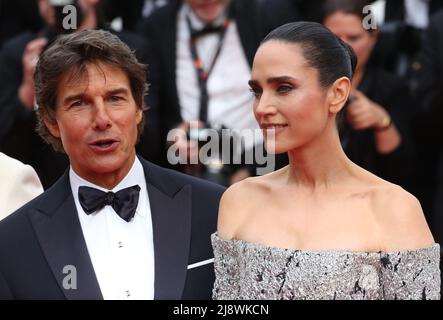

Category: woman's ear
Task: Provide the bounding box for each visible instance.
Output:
[327,77,351,114]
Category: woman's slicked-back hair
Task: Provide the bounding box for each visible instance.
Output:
[261,21,357,87]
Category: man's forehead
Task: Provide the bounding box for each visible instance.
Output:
[58,62,130,94]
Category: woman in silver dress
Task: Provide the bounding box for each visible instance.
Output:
[212,21,440,300]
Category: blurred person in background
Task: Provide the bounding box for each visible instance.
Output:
[137,0,300,185]
[0,152,43,220]
[0,0,43,48]
[102,0,171,32]
[410,10,443,245]
[323,0,415,189]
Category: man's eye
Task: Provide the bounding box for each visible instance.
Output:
[110,96,123,102]
[71,100,85,107]
[348,35,362,42]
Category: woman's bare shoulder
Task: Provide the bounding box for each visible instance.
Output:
[370,182,436,251]
[216,170,285,239]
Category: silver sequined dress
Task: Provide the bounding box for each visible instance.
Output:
[212,233,441,300]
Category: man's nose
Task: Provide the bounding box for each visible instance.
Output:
[92,100,112,130]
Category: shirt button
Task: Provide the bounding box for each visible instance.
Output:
[118,241,123,248]
[125,290,131,297]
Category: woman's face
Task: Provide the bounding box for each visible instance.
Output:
[249,41,333,154]
[324,12,378,70]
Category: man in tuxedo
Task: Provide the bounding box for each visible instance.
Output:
[0,152,43,220]
[0,29,225,299]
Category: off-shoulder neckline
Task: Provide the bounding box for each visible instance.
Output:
[212,233,440,256]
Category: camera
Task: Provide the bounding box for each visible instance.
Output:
[187,124,236,186]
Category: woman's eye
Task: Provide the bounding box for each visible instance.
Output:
[249,87,262,98]
[277,84,293,93]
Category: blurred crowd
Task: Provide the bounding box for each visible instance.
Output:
[0,0,443,243]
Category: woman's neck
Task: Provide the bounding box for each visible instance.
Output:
[285,125,356,191]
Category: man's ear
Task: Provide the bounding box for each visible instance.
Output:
[327,77,351,114]
[135,108,143,125]
[43,113,61,138]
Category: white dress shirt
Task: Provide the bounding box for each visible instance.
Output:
[69,158,155,300]
[176,4,261,150]
[405,0,430,29]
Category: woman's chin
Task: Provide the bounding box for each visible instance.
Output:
[264,142,290,155]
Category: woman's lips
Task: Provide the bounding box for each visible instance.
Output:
[260,124,289,136]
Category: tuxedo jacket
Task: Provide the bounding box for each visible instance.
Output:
[136,0,300,165]
[0,157,225,299]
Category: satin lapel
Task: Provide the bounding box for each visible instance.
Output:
[29,173,102,300]
[140,159,192,300]
[148,183,192,300]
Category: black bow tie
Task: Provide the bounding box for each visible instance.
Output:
[78,185,141,222]
[191,25,224,39]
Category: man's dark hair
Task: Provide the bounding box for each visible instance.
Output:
[34,29,147,152]
[262,21,357,88]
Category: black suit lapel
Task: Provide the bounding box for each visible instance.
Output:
[140,159,192,300]
[231,0,260,67]
[29,172,102,300]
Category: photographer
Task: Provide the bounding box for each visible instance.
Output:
[137,0,300,185]
[0,0,156,188]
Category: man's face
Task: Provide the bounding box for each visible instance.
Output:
[186,0,230,24]
[46,62,142,188]
[38,0,56,26]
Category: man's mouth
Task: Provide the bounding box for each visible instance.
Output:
[89,139,119,151]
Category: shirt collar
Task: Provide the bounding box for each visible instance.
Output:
[69,157,148,218]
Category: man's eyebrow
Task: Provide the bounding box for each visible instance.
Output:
[106,88,130,96]
[62,88,130,104]
[63,93,85,105]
